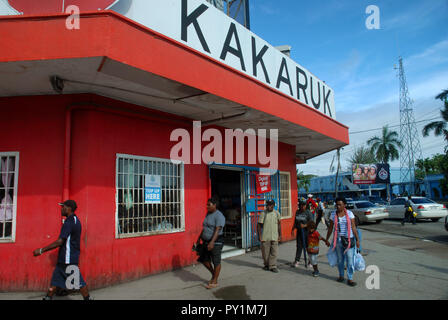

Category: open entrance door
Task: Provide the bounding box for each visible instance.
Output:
[209,167,244,255]
[209,164,280,252]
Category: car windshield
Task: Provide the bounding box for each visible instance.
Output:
[411,198,435,204]
[355,201,376,208]
[391,199,406,205]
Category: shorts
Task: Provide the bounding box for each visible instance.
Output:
[50,263,86,289]
[309,253,318,266]
[197,242,223,266]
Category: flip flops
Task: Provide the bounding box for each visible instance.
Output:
[204,282,219,289]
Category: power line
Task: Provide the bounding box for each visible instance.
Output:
[349,116,442,135]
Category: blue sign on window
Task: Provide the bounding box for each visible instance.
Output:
[145,175,161,204]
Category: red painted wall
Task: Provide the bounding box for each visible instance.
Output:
[0,94,298,291]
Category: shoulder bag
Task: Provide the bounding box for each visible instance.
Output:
[338,215,355,249]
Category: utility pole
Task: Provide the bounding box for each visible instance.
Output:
[334,148,341,198]
[396,57,424,196]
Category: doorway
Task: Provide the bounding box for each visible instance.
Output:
[209,167,243,252]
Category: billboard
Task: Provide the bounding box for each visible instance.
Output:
[352,163,390,184]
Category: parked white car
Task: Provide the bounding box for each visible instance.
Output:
[386,197,448,222]
[346,201,389,225]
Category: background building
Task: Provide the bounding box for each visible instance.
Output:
[298,168,447,201]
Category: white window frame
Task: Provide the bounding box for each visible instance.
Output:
[0,152,19,243]
[279,171,292,219]
[115,153,185,239]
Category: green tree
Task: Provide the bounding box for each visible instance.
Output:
[367,126,402,200]
[422,88,448,152]
[297,170,315,193]
[347,145,378,170]
[439,155,448,196]
[415,153,448,197]
[415,154,445,179]
[367,125,402,164]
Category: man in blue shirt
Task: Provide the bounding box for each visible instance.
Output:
[33,200,92,300]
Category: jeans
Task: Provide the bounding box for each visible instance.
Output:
[335,238,355,280]
[295,228,308,262]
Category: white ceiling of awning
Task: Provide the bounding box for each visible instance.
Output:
[0,57,346,160]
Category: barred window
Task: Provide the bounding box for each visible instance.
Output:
[279,172,292,218]
[0,152,19,242]
[115,154,184,238]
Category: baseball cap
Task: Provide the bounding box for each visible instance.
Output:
[266,199,275,206]
[58,200,77,211]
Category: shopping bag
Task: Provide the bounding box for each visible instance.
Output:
[327,246,337,267]
[354,249,365,271]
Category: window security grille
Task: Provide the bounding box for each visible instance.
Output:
[279,172,292,218]
[116,154,184,238]
[0,153,18,242]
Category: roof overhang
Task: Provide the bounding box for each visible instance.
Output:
[0,12,349,162]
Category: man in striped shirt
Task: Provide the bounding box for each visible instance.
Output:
[33,200,92,300]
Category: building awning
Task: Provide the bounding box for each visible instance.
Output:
[0,12,349,162]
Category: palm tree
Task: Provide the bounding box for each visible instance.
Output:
[297,170,312,193]
[367,125,402,200]
[367,125,402,164]
[422,88,448,152]
[347,145,377,170]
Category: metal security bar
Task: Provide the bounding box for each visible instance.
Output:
[0,153,19,242]
[244,170,280,249]
[115,154,184,238]
[279,172,292,218]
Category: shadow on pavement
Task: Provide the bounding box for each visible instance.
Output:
[172,268,207,284]
[425,235,448,243]
[224,258,261,269]
[414,263,448,274]
[213,285,251,300]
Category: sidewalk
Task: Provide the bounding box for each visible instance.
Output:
[1,226,448,300]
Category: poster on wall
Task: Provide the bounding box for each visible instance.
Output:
[256,174,271,194]
[352,163,390,184]
[145,174,161,204]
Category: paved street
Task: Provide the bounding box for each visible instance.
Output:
[360,218,448,245]
[1,220,447,300]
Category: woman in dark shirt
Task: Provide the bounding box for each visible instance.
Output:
[291,200,313,267]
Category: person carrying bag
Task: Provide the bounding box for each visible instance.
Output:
[325,197,360,287]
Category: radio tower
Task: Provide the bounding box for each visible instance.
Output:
[396,56,423,195]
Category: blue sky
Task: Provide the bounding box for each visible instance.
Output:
[249,0,448,175]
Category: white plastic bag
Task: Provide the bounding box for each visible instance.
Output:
[327,246,337,267]
[354,249,365,271]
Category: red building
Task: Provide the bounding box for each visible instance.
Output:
[0,0,348,291]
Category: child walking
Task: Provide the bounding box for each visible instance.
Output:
[307,221,330,277]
